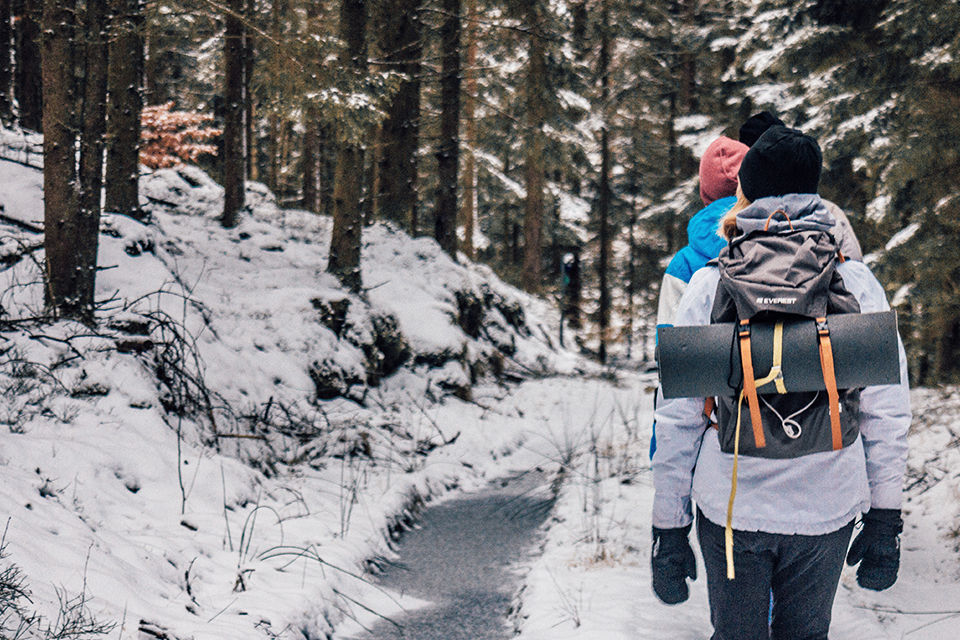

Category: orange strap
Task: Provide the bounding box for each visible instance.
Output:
[837,250,846,264]
[703,397,718,430]
[817,317,843,450]
[763,209,795,231]
[738,320,766,448]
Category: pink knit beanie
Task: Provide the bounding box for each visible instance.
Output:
[699,136,749,206]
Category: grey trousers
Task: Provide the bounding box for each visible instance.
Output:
[696,510,855,640]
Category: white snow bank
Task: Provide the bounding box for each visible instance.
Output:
[0,156,587,639]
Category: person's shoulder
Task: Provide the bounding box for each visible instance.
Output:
[665,246,699,281]
[838,260,889,311]
[688,263,720,287]
[838,259,877,284]
[674,266,719,325]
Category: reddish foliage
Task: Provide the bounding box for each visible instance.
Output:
[140,103,222,169]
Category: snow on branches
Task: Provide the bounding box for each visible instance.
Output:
[140,103,221,169]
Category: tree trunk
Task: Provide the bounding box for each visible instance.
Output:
[303,106,320,212]
[459,0,477,259]
[597,0,611,363]
[0,0,12,123]
[42,0,88,318]
[433,0,459,256]
[302,2,322,211]
[105,0,143,219]
[76,0,108,317]
[327,0,366,292]
[221,0,245,227]
[679,0,697,113]
[80,0,108,212]
[267,111,279,192]
[377,0,421,233]
[626,208,636,359]
[521,1,545,292]
[320,122,334,213]
[664,89,677,253]
[266,0,283,193]
[243,0,255,180]
[14,0,41,131]
[570,0,587,58]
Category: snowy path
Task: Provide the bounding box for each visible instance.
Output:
[339,470,554,640]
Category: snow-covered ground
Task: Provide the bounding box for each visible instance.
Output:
[511,384,960,640]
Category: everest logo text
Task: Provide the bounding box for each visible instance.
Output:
[756,297,798,305]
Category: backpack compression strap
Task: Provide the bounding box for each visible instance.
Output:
[816,317,843,450]
[738,320,766,448]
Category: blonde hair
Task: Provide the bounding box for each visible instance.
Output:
[718,183,752,240]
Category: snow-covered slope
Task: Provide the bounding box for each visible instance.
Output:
[0,158,587,639]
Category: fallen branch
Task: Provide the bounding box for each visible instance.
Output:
[0,210,43,234]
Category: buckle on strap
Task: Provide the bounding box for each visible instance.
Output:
[816,317,829,334]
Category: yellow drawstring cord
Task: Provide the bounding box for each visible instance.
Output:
[727,322,786,579]
[725,389,746,580]
[753,321,787,394]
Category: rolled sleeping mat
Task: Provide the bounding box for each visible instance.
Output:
[657,311,900,399]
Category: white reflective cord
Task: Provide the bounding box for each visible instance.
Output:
[760,392,821,439]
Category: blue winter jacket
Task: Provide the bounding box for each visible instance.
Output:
[655,196,734,331]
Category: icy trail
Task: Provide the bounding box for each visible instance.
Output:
[340,471,554,639]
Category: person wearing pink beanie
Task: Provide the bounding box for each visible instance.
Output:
[699,136,749,206]
[657,136,749,334]
[651,136,749,459]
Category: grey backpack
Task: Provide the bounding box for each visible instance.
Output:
[708,215,862,459]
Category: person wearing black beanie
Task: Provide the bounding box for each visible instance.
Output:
[652,119,910,640]
[737,125,823,202]
[737,114,863,258]
[739,111,785,147]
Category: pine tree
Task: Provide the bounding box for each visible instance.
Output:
[0,0,11,123]
[521,0,546,292]
[42,0,92,319]
[14,0,41,131]
[327,0,367,292]
[459,0,478,259]
[302,1,323,212]
[375,0,422,233]
[265,0,285,195]
[105,0,144,219]
[77,0,109,318]
[243,0,255,180]
[596,0,612,362]
[221,0,245,228]
[434,0,460,256]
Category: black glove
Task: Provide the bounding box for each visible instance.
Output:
[846,508,903,591]
[651,524,697,604]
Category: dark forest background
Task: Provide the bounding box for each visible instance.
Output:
[1,0,959,384]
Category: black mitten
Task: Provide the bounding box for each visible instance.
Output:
[652,524,697,604]
[846,508,903,591]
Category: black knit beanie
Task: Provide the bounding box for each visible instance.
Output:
[737,125,822,201]
[739,111,786,147]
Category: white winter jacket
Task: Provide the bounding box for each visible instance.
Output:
[652,196,910,535]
